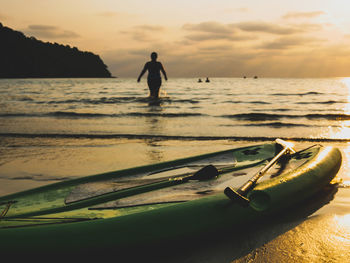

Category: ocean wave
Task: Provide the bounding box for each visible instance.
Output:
[42,97,200,105]
[52,111,112,118]
[45,97,148,104]
[224,100,271,104]
[172,99,200,104]
[0,111,205,118]
[222,122,339,128]
[51,111,204,118]
[0,113,39,117]
[0,112,113,118]
[220,113,350,121]
[305,113,350,120]
[1,133,350,142]
[2,111,350,121]
[127,112,204,117]
[2,111,350,120]
[220,113,289,121]
[18,96,34,101]
[245,122,311,128]
[254,108,292,112]
[296,100,347,105]
[271,91,323,96]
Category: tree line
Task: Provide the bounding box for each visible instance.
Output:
[0,23,112,78]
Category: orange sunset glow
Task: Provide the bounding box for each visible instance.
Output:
[2,0,350,77]
[2,1,350,261]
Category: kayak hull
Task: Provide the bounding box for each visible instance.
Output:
[0,144,342,255]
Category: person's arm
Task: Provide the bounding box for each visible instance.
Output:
[160,63,168,81]
[137,63,148,82]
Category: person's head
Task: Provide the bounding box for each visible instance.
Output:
[150,52,158,61]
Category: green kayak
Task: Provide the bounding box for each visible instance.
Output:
[0,140,342,256]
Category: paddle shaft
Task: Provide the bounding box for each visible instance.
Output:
[237,145,293,195]
[224,139,295,203]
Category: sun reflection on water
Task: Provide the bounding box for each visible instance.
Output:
[341,78,350,114]
[337,214,350,228]
[328,78,350,139]
[334,214,350,243]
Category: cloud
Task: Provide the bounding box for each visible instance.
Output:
[258,36,324,50]
[102,44,183,77]
[121,30,153,42]
[181,21,317,43]
[182,21,256,42]
[102,18,350,78]
[183,21,235,34]
[184,33,255,42]
[121,24,165,42]
[197,44,233,54]
[283,11,325,19]
[104,41,350,78]
[24,25,80,39]
[133,25,164,31]
[103,43,258,77]
[233,21,303,35]
[294,23,323,31]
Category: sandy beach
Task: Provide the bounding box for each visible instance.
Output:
[3,0,350,260]
[0,137,349,262]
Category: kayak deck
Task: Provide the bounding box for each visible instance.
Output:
[0,141,342,255]
[0,142,276,224]
[0,142,341,229]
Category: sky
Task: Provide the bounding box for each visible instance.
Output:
[2,0,350,77]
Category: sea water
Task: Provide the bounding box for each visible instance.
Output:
[0,78,350,262]
[1,77,350,139]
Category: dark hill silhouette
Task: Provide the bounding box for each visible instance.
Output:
[0,23,112,78]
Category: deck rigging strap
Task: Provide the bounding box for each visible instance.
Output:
[0,201,16,218]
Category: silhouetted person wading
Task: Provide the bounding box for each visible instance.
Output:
[137,52,167,99]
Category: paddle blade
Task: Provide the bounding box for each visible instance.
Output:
[191,165,219,180]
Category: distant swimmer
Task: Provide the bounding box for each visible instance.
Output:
[205,77,210,83]
[137,52,167,99]
[254,76,258,79]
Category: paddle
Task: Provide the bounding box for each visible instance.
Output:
[7,153,273,218]
[224,139,296,206]
[183,164,219,181]
[9,164,224,218]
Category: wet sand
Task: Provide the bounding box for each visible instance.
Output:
[0,138,349,262]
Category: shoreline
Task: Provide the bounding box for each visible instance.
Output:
[2,132,350,142]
